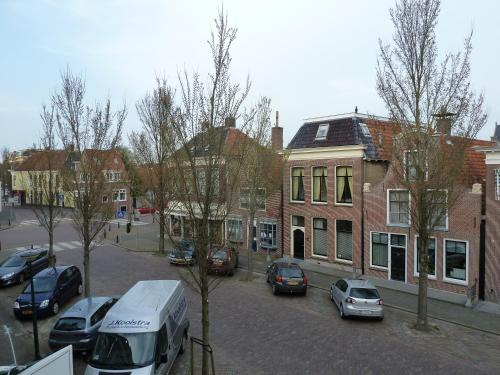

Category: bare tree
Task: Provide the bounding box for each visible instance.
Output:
[130,80,178,253]
[160,10,254,374]
[238,97,284,278]
[53,68,126,297]
[29,104,64,266]
[376,0,487,330]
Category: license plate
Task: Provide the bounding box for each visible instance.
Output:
[287,281,298,286]
[215,260,223,265]
[22,310,32,315]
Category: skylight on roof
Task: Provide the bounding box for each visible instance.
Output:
[359,123,371,137]
[315,124,329,140]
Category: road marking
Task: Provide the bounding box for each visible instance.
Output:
[52,244,64,251]
[15,247,25,251]
[70,241,82,247]
[59,242,77,249]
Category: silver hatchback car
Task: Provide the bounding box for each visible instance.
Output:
[330,278,384,320]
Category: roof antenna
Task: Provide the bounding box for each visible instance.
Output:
[355,106,358,114]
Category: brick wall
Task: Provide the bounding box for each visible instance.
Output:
[283,158,363,270]
[485,163,500,302]
[363,167,482,295]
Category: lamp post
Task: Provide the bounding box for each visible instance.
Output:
[26,259,40,360]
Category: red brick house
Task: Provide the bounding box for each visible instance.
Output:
[477,126,500,303]
[283,111,495,301]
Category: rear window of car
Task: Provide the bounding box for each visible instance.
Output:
[279,267,303,278]
[349,288,380,299]
[211,250,228,260]
[0,256,25,267]
[54,317,86,331]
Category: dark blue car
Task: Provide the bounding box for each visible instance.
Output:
[0,248,50,287]
[13,265,83,319]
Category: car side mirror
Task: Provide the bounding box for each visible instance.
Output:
[160,353,168,363]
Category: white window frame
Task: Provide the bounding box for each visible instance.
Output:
[387,189,410,227]
[428,189,448,231]
[259,221,277,250]
[443,238,469,286]
[334,219,353,264]
[113,189,127,202]
[290,166,305,203]
[403,150,428,181]
[315,124,329,140]
[226,218,243,243]
[369,231,389,270]
[495,169,500,200]
[311,166,328,204]
[413,235,437,280]
[311,217,328,259]
[239,188,266,211]
[290,215,305,258]
[334,165,353,206]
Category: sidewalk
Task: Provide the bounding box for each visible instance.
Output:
[105,223,500,335]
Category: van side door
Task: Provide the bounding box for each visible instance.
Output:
[154,323,170,374]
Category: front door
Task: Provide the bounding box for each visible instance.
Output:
[293,229,304,260]
[390,246,406,282]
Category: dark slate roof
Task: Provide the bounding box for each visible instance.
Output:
[287,117,379,159]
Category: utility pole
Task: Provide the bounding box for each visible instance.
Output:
[27,260,40,360]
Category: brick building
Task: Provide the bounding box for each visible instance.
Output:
[283,111,496,301]
[478,130,500,303]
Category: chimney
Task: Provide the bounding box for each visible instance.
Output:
[271,111,283,151]
[433,107,455,136]
[224,117,236,128]
[491,122,500,144]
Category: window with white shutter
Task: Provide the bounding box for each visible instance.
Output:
[336,220,353,261]
[312,218,327,257]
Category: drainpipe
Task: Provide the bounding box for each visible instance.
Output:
[361,161,365,276]
[280,183,284,258]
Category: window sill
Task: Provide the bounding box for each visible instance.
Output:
[311,201,328,205]
[443,277,468,286]
[369,265,388,272]
[334,202,353,207]
[290,200,305,204]
[335,258,353,265]
[414,273,437,280]
[387,223,410,228]
[311,254,328,260]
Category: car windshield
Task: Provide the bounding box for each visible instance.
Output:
[350,288,380,299]
[211,250,228,260]
[54,317,86,331]
[90,332,156,369]
[279,268,303,278]
[0,256,25,268]
[23,277,56,293]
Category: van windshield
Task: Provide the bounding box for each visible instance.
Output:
[90,332,156,369]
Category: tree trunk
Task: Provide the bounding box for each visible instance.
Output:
[83,239,90,298]
[246,211,255,280]
[201,270,210,375]
[159,212,165,254]
[48,229,55,266]
[416,231,429,330]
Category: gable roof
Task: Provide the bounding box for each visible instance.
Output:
[15,150,68,171]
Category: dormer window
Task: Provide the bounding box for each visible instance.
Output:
[359,123,371,137]
[315,124,329,140]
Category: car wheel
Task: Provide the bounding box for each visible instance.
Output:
[329,289,334,301]
[228,269,234,277]
[266,273,270,283]
[18,273,24,284]
[179,331,187,355]
[302,288,307,297]
[340,303,346,320]
[76,283,83,295]
[272,284,278,295]
[52,302,59,315]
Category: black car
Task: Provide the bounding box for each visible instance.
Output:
[266,260,308,296]
[169,239,196,265]
[0,248,50,287]
[49,296,119,353]
[13,265,83,319]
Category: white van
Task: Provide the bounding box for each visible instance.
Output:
[84,280,189,375]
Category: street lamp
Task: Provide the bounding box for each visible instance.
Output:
[25,255,41,360]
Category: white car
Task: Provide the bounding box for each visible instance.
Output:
[330,278,384,320]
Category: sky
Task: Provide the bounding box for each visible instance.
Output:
[0,0,499,152]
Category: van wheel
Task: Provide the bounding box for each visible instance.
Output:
[179,332,187,355]
[52,302,59,315]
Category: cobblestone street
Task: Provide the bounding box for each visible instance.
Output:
[2,229,500,374]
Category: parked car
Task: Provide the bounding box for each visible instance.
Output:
[266,260,307,296]
[169,240,196,265]
[48,296,119,353]
[207,246,239,276]
[13,265,83,319]
[330,278,384,320]
[0,248,50,287]
[137,207,155,214]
